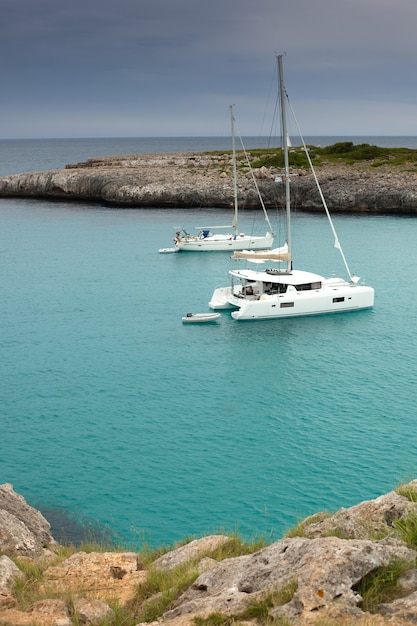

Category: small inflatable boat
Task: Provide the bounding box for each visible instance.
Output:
[182,312,221,323]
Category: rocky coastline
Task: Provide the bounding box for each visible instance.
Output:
[2,481,417,625]
[1,151,417,213]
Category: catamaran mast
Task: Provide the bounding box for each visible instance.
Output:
[278,55,292,271]
[230,105,239,235]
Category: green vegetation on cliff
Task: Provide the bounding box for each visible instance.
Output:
[249,141,417,170]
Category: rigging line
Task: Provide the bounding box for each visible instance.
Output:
[235,127,274,234]
[285,94,354,281]
[259,59,279,141]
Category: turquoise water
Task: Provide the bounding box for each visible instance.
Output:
[1,195,417,548]
[1,136,417,548]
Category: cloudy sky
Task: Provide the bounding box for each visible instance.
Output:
[2,0,417,138]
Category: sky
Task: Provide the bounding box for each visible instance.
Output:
[2,0,417,138]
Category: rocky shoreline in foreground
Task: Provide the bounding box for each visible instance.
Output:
[2,481,417,625]
[1,151,417,213]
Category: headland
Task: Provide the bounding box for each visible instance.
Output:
[1,146,417,213]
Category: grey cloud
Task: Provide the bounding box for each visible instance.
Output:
[1,0,417,137]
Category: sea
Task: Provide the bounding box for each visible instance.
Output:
[1,135,417,548]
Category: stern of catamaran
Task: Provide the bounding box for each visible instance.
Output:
[209,286,236,310]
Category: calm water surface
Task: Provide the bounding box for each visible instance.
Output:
[1,138,416,547]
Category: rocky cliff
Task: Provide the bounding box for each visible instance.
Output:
[2,481,417,625]
[1,152,417,213]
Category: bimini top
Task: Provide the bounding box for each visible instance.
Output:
[230,268,327,286]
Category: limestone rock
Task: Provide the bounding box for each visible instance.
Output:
[0,599,71,626]
[1,152,417,212]
[0,555,24,608]
[379,589,417,623]
[42,551,145,605]
[153,535,230,572]
[2,484,417,624]
[73,598,114,625]
[0,483,55,557]
[197,557,219,575]
[163,536,416,622]
[301,482,417,539]
[0,555,24,591]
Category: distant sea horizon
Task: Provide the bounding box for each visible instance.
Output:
[1,135,417,177]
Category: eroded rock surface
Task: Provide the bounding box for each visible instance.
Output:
[301,480,417,539]
[0,483,55,557]
[42,551,146,605]
[1,152,417,212]
[164,536,416,622]
[1,482,417,625]
[153,535,230,571]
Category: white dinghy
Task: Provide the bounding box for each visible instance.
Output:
[182,312,221,324]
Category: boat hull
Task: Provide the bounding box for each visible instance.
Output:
[207,56,375,322]
[210,283,374,320]
[209,287,238,310]
[176,232,273,252]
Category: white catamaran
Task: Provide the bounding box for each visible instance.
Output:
[209,55,374,320]
[162,106,274,253]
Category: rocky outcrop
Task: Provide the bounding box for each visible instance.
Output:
[164,536,416,622]
[0,152,417,212]
[0,483,55,557]
[0,556,24,608]
[300,488,417,539]
[2,481,417,625]
[152,535,230,571]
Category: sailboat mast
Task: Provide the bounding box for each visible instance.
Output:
[230,105,239,235]
[278,55,292,271]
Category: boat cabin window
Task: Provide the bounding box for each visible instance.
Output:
[240,281,260,297]
[280,302,294,308]
[295,281,322,291]
[333,297,345,303]
[263,282,287,295]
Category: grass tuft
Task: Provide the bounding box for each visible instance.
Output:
[206,535,269,561]
[353,559,413,613]
[394,512,417,548]
[11,559,50,610]
[126,560,200,623]
[396,484,417,503]
[284,512,331,538]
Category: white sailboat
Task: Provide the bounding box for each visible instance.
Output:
[209,55,374,320]
[163,106,274,253]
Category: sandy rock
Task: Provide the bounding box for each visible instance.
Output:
[42,551,145,605]
[73,597,114,625]
[0,599,71,626]
[0,590,15,610]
